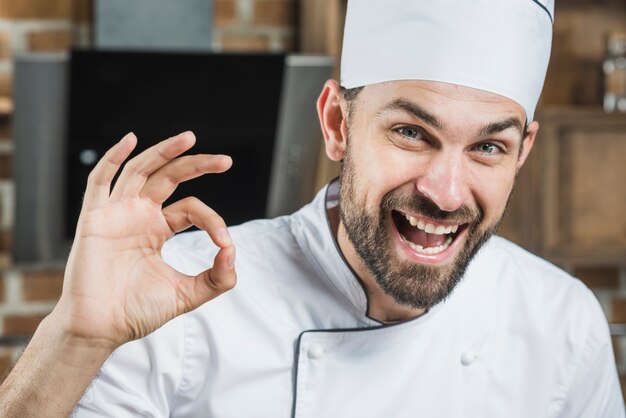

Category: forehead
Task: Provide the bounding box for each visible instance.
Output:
[354,80,526,126]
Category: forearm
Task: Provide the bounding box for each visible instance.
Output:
[0,310,114,418]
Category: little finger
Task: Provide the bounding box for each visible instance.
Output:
[83,132,137,208]
[109,131,196,201]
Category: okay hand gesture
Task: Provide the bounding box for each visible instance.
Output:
[57,131,236,349]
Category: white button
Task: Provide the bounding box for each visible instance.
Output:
[460,351,477,366]
[308,344,325,359]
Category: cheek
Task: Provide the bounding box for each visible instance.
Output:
[347,135,395,187]
[358,146,423,204]
[472,168,517,221]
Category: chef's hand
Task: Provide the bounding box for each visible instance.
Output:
[0,131,237,417]
[55,131,237,349]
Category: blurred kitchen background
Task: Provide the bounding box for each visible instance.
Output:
[0,0,624,397]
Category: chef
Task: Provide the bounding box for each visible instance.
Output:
[1,0,623,417]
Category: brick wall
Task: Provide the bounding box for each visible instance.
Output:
[214,0,295,51]
[0,0,295,377]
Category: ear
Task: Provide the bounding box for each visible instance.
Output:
[317,79,349,162]
[516,120,539,170]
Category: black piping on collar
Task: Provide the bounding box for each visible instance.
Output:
[531,0,553,23]
[290,317,432,418]
[324,177,381,324]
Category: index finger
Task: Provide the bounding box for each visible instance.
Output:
[162,196,233,248]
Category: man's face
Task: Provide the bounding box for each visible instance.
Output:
[336,80,533,310]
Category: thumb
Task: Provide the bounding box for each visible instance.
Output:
[179,245,237,313]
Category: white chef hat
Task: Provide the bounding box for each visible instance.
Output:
[340,0,554,121]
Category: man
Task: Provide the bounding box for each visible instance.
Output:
[1,0,623,416]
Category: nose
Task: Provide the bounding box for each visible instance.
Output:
[415,151,470,212]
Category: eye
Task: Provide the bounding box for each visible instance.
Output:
[395,126,423,140]
[398,126,419,138]
[389,125,434,151]
[475,142,501,155]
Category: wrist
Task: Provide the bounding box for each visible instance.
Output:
[41,308,117,365]
[0,309,116,417]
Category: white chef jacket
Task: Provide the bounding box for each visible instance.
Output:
[75,181,624,417]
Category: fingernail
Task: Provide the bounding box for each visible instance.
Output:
[199,155,228,170]
[227,248,236,269]
[121,132,134,143]
[213,154,232,165]
[218,228,232,246]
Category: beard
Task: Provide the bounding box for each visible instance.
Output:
[338,145,506,311]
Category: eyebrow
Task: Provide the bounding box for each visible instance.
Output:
[378,98,524,138]
[478,117,524,137]
[377,99,443,130]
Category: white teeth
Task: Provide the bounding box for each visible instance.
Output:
[402,213,459,236]
[401,235,454,255]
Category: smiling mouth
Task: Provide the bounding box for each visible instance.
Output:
[391,210,468,255]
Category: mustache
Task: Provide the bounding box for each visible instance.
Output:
[381,191,482,224]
